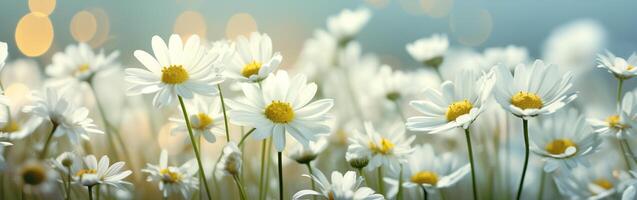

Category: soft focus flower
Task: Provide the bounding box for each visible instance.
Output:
[226,32,282,83]
[15,161,58,195]
[543,20,606,72]
[597,50,637,79]
[482,45,529,70]
[46,43,120,84]
[52,152,80,172]
[295,30,337,81]
[493,60,578,118]
[530,109,602,172]
[0,109,41,141]
[589,91,637,139]
[288,137,328,164]
[215,142,242,178]
[22,88,103,145]
[384,144,469,198]
[170,97,225,143]
[553,163,631,199]
[326,8,371,44]
[293,170,384,200]
[347,122,414,171]
[143,149,198,199]
[125,34,225,107]
[227,70,334,152]
[406,34,449,67]
[75,155,132,188]
[406,68,494,133]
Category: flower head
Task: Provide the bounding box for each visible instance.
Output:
[16,161,58,195]
[327,8,371,44]
[406,34,449,67]
[590,91,637,139]
[226,32,282,82]
[46,43,120,83]
[215,142,242,178]
[288,137,328,164]
[597,50,637,79]
[293,170,384,200]
[348,122,414,171]
[74,155,132,188]
[171,97,226,143]
[143,150,198,199]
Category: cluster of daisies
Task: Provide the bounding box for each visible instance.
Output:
[2,6,637,200]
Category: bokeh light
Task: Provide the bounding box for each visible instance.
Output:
[28,0,56,16]
[421,0,453,18]
[15,12,54,57]
[4,83,31,106]
[70,11,98,42]
[173,11,207,41]
[450,8,493,46]
[87,8,111,48]
[225,13,258,40]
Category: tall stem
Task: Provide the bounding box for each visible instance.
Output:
[377,167,384,195]
[233,174,247,200]
[617,78,624,104]
[619,139,632,170]
[88,80,128,161]
[622,139,637,167]
[397,164,404,200]
[305,163,317,200]
[178,96,212,200]
[66,167,72,200]
[277,151,284,200]
[39,123,58,159]
[516,119,530,200]
[238,128,256,147]
[258,139,268,200]
[217,85,231,142]
[464,128,478,200]
[537,170,545,200]
[421,185,428,200]
[263,139,273,200]
[88,186,94,200]
[357,168,369,187]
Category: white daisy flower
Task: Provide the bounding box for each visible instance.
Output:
[52,152,80,172]
[373,65,422,106]
[46,43,120,83]
[482,45,529,70]
[226,32,282,83]
[215,142,242,179]
[553,164,632,199]
[530,108,602,172]
[170,97,225,143]
[288,137,328,164]
[493,60,578,118]
[15,161,58,195]
[597,50,637,79]
[406,34,449,67]
[22,88,103,145]
[590,91,637,139]
[326,8,371,44]
[542,20,605,72]
[295,30,337,81]
[384,144,470,198]
[125,34,226,107]
[293,170,384,200]
[0,41,7,71]
[0,107,42,141]
[75,155,132,188]
[406,68,494,133]
[142,149,198,199]
[227,70,334,152]
[347,122,414,171]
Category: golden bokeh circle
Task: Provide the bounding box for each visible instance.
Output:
[15,13,54,57]
[421,0,453,18]
[450,9,493,46]
[5,83,31,106]
[225,13,258,40]
[70,11,98,42]
[87,8,111,48]
[28,0,56,16]
[173,11,207,41]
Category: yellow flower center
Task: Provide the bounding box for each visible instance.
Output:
[410,171,439,185]
[161,65,189,84]
[627,65,635,70]
[446,100,473,122]
[545,139,577,154]
[241,61,262,78]
[160,168,182,183]
[328,192,335,200]
[77,64,90,74]
[510,91,543,110]
[1,121,20,132]
[76,169,97,177]
[593,179,613,190]
[21,165,46,185]
[193,113,213,129]
[369,138,394,155]
[264,101,294,124]
[605,115,628,129]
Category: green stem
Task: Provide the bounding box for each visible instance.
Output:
[233,174,247,200]
[88,186,94,200]
[305,163,316,200]
[263,139,273,200]
[258,139,268,200]
[238,128,256,147]
[421,185,428,200]
[618,78,624,104]
[96,184,100,200]
[39,123,58,159]
[393,100,406,122]
[516,119,530,200]
[88,80,127,161]
[277,151,284,200]
[217,85,231,142]
[464,128,478,200]
[537,170,545,200]
[66,167,72,200]
[357,168,369,187]
[623,139,637,168]
[397,164,404,200]
[377,167,384,195]
[178,96,212,200]
[619,138,632,170]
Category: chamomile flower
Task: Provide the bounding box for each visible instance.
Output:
[530,109,602,172]
[288,137,328,164]
[347,122,414,171]
[596,50,637,79]
[384,144,470,198]
[553,163,631,199]
[346,145,372,170]
[326,8,371,44]
[0,41,7,71]
[406,68,494,133]
[589,91,637,139]
[52,152,80,172]
[0,107,42,141]
[215,142,242,178]
[15,161,58,195]
[125,34,226,107]
[293,170,384,200]
[226,32,282,82]
[227,70,334,152]
[482,45,529,70]
[22,88,103,145]
[373,65,421,106]
[295,30,337,81]
[406,34,449,67]
[170,98,225,143]
[493,60,578,118]
[142,150,198,199]
[75,155,132,188]
[46,43,120,83]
